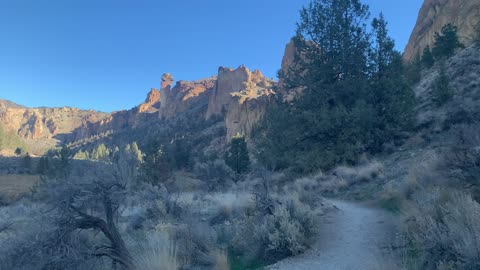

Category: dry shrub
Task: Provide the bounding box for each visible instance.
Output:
[404,189,480,269]
[212,249,230,270]
[231,194,319,265]
[174,221,218,268]
[333,160,384,185]
[133,231,179,270]
[312,160,384,194]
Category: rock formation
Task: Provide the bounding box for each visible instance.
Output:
[278,39,306,102]
[0,64,276,155]
[138,88,161,113]
[404,0,480,61]
[0,100,109,154]
[206,66,274,138]
[159,75,215,119]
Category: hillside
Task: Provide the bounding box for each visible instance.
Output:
[1,0,480,270]
[404,0,480,61]
[0,66,275,156]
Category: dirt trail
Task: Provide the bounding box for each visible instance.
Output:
[268,200,398,270]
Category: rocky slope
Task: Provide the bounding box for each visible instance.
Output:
[0,99,109,154]
[0,64,276,155]
[158,65,274,139]
[404,0,480,61]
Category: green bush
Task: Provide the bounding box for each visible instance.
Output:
[432,65,453,106]
[255,2,415,173]
[225,135,250,174]
[432,24,464,59]
[421,46,435,68]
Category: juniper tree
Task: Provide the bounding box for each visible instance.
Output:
[421,45,435,68]
[432,24,464,59]
[225,134,250,174]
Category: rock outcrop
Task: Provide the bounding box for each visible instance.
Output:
[404,0,480,61]
[206,66,274,138]
[0,64,276,155]
[0,100,109,154]
[278,39,306,102]
[138,88,161,113]
[159,74,216,119]
[158,66,274,139]
[414,46,480,131]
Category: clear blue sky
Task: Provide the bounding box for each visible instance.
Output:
[0,0,423,112]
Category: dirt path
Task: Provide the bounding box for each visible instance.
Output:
[268,200,398,270]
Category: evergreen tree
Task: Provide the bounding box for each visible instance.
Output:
[225,134,250,174]
[91,143,110,161]
[256,0,416,172]
[432,64,453,106]
[139,146,171,185]
[112,146,120,163]
[36,156,50,175]
[405,53,422,85]
[23,153,32,173]
[51,145,73,178]
[15,147,25,156]
[432,24,464,59]
[421,45,435,68]
[131,142,143,163]
[73,150,89,160]
[371,13,396,77]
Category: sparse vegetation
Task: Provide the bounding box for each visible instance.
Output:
[256,2,415,173]
[1,0,479,270]
[432,64,454,106]
[432,24,464,59]
[225,134,250,175]
[421,45,435,68]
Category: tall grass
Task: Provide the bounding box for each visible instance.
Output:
[133,232,179,270]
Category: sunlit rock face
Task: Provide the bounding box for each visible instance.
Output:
[159,72,216,120]
[139,88,161,113]
[206,66,275,139]
[0,99,109,154]
[404,0,480,61]
[0,64,276,156]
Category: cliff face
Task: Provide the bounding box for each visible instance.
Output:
[158,66,274,139]
[159,74,216,119]
[0,100,109,154]
[404,0,480,61]
[0,86,163,155]
[206,66,274,138]
[138,88,161,113]
[0,64,276,155]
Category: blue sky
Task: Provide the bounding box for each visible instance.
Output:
[0,0,423,112]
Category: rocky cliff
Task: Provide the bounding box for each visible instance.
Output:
[206,66,274,138]
[0,64,276,155]
[0,100,109,154]
[0,86,163,155]
[404,0,480,61]
[159,73,216,119]
[158,66,274,139]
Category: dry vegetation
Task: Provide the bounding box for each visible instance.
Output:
[0,174,39,205]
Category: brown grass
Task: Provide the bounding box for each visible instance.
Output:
[0,174,40,203]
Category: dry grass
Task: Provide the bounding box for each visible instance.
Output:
[133,232,179,270]
[0,174,39,203]
[212,249,229,270]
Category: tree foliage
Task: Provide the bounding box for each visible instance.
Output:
[225,134,250,174]
[256,1,415,173]
[432,24,464,59]
[432,64,453,106]
[139,146,171,186]
[421,45,435,68]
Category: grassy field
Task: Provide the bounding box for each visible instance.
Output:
[0,174,40,204]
